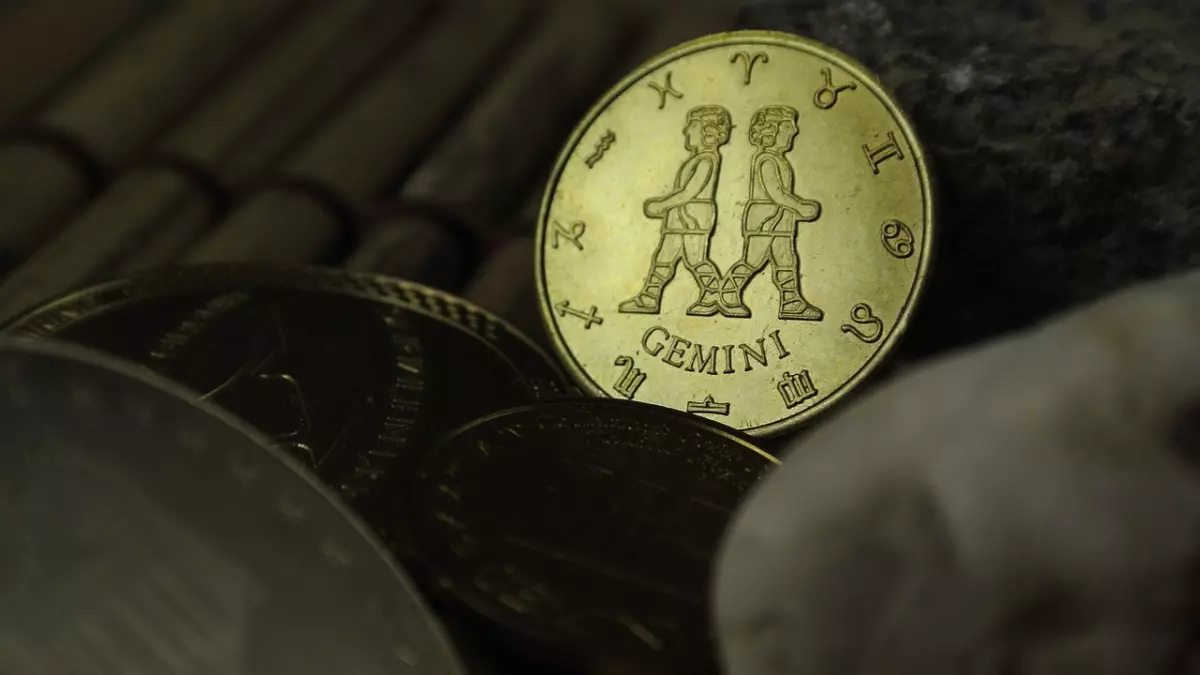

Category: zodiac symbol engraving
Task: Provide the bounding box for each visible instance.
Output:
[555,300,603,328]
[687,395,730,416]
[813,67,858,109]
[841,303,884,343]
[647,71,683,109]
[777,370,818,409]
[584,130,616,168]
[731,51,769,85]
[551,219,586,250]
[863,131,905,174]
[613,356,647,399]
[881,219,915,258]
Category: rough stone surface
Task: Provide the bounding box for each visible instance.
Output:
[715,270,1200,675]
[739,0,1200,358]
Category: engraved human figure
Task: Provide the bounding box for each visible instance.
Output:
[719,105,824,320]
[619,105,731,316]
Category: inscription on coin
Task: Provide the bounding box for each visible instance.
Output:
[538,31,933,435]
[641,326,790,374]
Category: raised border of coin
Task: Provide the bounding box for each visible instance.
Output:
[1,263,564,388]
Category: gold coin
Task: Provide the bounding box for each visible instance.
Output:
[536,30,933,437]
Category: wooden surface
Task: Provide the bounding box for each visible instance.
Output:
[0,0,739,348]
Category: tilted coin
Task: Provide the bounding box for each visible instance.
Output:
[536,30,934,436]
[406,399,778,670]
[0,339,464,675]
[0,264,571,523]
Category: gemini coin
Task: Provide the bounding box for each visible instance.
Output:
[536,30,933,436]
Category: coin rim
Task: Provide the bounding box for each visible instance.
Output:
[0,336,469,675]
[0,262,571,389]
[421,397,779,466]
[534,29,935,437]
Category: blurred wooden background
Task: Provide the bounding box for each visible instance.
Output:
[0,0,738,348]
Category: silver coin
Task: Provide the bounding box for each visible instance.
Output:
[0,338,466,675]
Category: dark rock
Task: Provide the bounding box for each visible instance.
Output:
[739,0,1200,357]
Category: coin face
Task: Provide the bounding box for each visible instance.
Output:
[407,399,777,669]
[536,30,933,436]
[0,339,464,675]
[0,264,571,519]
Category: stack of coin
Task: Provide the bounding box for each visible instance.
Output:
[0,7,935,674]
[0,261,771,673]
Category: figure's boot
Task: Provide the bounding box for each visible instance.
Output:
[717,262,755,318]
[774,267,824,321]
[618,263,673,314]
[685,261,722,316]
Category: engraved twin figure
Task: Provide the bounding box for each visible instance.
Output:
[619,104,824,321]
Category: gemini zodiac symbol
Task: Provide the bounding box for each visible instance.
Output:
[620,105,827,321]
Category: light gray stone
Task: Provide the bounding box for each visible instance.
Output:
[715,270,1200,675]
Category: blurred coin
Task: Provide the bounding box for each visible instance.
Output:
[0,264,571,521]
[407,399,777,671]
[0,339,464,675]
